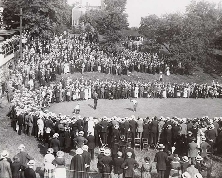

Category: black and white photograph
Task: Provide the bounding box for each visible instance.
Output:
[0,0,222,178]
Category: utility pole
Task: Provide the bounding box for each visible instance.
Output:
[19,8,22,60]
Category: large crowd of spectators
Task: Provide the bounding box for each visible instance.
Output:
[0,35,20,56]
[1,33,222,178]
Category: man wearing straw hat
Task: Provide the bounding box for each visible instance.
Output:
[98,148,113,178]
[16,144,33,169]
[154,144,168,178]
[24,160,36,178]
[200,137,211,160]
[69,148,86,178]
[0,150,12,178]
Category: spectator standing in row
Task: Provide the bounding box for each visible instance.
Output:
[0,150,12,178]
[52,151,66,178]
[154,144,168,178]
[24,160,36,178]
[43,148,55,178]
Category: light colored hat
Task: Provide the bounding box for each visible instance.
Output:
[104,149,111,156]
[196,155,203,161]
[76,148,83,155]
[99,148,105,153]
[82,145,88,151]
[53,133,59,138]
[1,150,9,159]
[47,148,54,154]
[27,160,35,166]
[158,144,165,149]
[182,172,191,178]
[187,131,192,134]
[79,131,84,135]
[56,151,64,157]
[182,156,189,162]
[18,144,25,150]
[117,151,122,157]
[201,137,206,141]
[126,152,132,157]
[194,173,203,178]
[114,124,119,129]
[209,124,215,129]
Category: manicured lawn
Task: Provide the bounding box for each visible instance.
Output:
[49,98,222,119]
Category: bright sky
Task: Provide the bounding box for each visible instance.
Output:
[67,0,222,27]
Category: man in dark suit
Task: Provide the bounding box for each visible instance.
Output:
[150,116,158,146]
[154,144,168,178]
[50,133,60,157]
[17,111,25,135]
[82,145,91,171]
[113,151,124,178]
[32,112,39,138]
[121,152,139,178]
[99,117,111,145]
[87,132,96,159]
[129,117,137,148]
[74,131,88,148]
[124,143,135,159]
[93,91,98,109]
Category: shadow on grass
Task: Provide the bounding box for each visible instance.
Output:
[125,107,134,111]
[88,104,95,109]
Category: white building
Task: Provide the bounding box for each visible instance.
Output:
[72,0,104,27]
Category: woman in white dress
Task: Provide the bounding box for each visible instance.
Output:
[183,88,188,98]
[44,148,55,178]
[72,87,76,101]
[87,117,95,136]
[88,85,92,99]
[134,85,139,98]
[166,66,170,76]
[84,86,89,100]
[76,87,80,100]
[64,63,70,74]
[52,151,66,178]
[98,65,101,73]
[162,87,167,98]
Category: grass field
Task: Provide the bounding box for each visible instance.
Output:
[1,71,222,178]
[55,69,222,85]
[49,98,222,118]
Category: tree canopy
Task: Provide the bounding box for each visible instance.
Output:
[3,0,72,39]
[80,0,129,42]
[139,0,222,72]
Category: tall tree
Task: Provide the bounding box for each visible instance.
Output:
[139,0,222,72]
[80,0,128,42]
[3,0,72,39]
